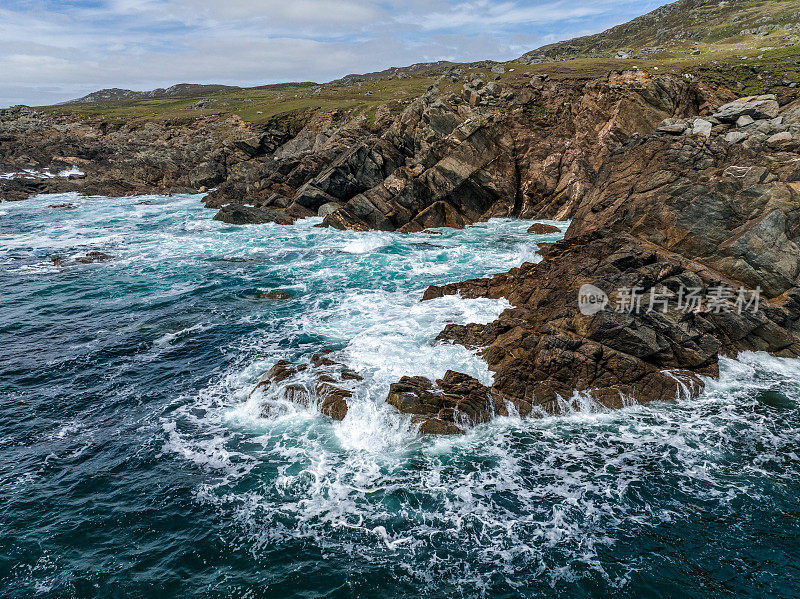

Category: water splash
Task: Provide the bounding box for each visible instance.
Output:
[1,192,799,598]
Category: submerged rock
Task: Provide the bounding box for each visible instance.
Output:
[251,351,362,421]
[259,289,292,300]
[76,251,113,263]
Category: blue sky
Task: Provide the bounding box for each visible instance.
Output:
[0,0,671,106]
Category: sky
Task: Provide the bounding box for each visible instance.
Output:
[0,0,671,107]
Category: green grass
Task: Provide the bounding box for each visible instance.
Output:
[35,0,800,127]
[39,77,438,125]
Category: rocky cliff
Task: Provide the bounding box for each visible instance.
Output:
[407,94,800,432]
[243,84,800,434]
[6,71,800,434]
[198,70,717,231]
[5,0,800,434]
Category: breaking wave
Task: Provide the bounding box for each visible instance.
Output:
[1,193,798,598]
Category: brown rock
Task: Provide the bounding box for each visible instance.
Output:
[386,370,505,434]
[76,251,113,263]
[526,223,561,235]
[261,290,292,300]
[251,351,362,421]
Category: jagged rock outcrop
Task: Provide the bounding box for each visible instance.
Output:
[0,106,300,202]
[250,351,362,421]
[147,71,715,230]
[316,71,715,231]
[415,95,800,422]
[386,371,506,434]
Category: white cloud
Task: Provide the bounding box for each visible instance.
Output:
[408,0,606,31]
[0,0,672,106]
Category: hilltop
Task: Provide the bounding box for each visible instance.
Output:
[521,0,800,62]
[20,0,799,126]
[64,83,244,105]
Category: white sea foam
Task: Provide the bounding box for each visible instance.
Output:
[340,234,392,254]
[0,165,83,180]
[106,205,797,593]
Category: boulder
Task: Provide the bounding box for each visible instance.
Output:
[213,204,294,225]
[386,370,505,434]
[483,82,501,97]
[767,131,793,146]
[260,290,292,300]
[692,118,712,137]
[656,119,688,134]
[725,131,748,144]
[713,95,780,122]
[251,351,363,421]
[527,222,561,235]
[293,183,338,211]
[318,202,344,218]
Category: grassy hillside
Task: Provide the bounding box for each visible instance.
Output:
[523,0,800,60]
[37,0,800,125]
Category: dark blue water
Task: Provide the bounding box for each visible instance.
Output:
[1,193,799,598]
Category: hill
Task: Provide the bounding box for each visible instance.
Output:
[64,83,243,104]
[36,0,800,125]
[520,0,800,62]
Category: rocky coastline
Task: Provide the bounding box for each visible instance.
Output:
[5,69,800,434]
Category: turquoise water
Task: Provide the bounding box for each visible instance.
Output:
[1,193,799,598]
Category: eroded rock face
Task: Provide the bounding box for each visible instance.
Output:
[239,90,800,431]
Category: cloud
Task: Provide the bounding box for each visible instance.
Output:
[408,0,606,31]
[0,0,672,107]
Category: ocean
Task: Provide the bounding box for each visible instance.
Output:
[1,192,799,598]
